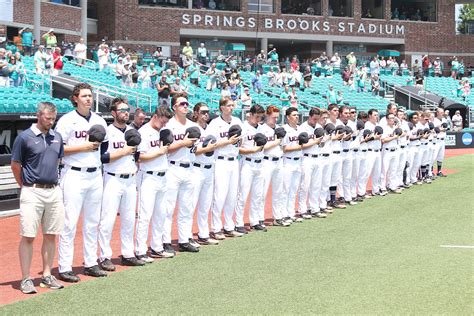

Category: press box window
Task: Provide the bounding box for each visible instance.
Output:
[362,0,384,19]
[281,0,322,16]
[391,0,437,22]
[138,0,188,9]
[192,0,241,11]
[248,0,274,13]
[328,0,353,17]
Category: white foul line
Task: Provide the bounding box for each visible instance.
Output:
[440,245,474,249]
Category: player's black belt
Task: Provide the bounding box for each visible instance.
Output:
[193,163,212,169]
[384,148,397,152]
[170,161,190,168]
[439,138,445,140]
[321,153,330,157]
[428,140,433,142]
[71,166,98,173]
[285,157,301,160]
[107,172,135,179]
[263,156,280,161]
[353,149,359,152]
[400,145,406,149]
[422,143,428,146]
[342,149,350,153]
[217,156,236,161]
[361,150,367,152]
[23,183,57,189]
[367,149,380,152]
[332,151,341,154]
[303,153,319,158]
[145,170,166,176]
[244,157,262,163]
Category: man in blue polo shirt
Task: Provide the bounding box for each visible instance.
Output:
[11,102,65,294]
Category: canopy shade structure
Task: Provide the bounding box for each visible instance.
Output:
[225,43,246,51]
[377,49,401,57]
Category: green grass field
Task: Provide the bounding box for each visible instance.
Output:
[2,154,473,315]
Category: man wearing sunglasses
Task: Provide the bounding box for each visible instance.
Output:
[381,114,402,194]
[97,98,145,273]
[164,93,201,253]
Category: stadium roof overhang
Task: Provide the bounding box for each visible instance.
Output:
[180,29,405,45]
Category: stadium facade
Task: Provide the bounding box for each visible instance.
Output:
[1,0,473,67]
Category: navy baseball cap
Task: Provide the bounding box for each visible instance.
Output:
[159,129,174,146]
[185,126,201,139]
[254,133,268,146]
[88,125,106,143]
[324,123,336,135]
[298,132,309,145]
[314,127,324,138]
[374,126,383,135]
[356,120,365,131]
[275,127,286,139]
[228,124,242,138]
[124,129,141,146]
[202,135,217,157]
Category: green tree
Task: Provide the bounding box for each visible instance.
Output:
[457,4,474,34]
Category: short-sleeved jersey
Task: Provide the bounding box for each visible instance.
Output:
[257,123,283,158]
[194,124,215,165]
[298,121,320,155]
[207,115,243,158]
[138,122,168,172]
[398,120,410,146]
[165,117,198,163]
[55,110,107,168]
[327,118,343,151]
[382,124,398,149]
[281,124,301,158]
[103,124,137,174]
[240,121,263,159]
[364,121,382,150]
[416,122,429,144]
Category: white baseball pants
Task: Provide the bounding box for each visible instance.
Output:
[235,159,264,227]
[382,149,399,191]
[191,165,214,239]
[282,158,302,217]
[260,158,286,220]
[298,156,322,213]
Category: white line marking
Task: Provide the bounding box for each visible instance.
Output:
[440,245,474,249]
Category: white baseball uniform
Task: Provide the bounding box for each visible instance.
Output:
[235,121,264,227]
[396,120,410,187]
[281,123,302,218]
[433,117,446,164]
[318,132,333,209]
[350,123,364,199]
[297,121,323,213]
[328,119,343,188]
[135,122,168,255]
[339,120,356,202]
[208,115,243,233]
[258,123,285,220]
[99,124,138,261]
[192,124,215,240]
[164,117,197,244]
[362,121,382,194]
[55,110,107,272]
[408,126,422,184]
[381,124,399,191]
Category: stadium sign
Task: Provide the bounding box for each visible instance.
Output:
[182,14,405,35]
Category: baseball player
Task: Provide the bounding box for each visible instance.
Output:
[135,106,173,261]
[381,114,402,194]
[416,112,431,183]
[338,105,357,205]
[98,98,145,272]
[235,104,266,232]
[164,93,200,253]
[281,107,304,222]
[433,107,447,177]
[297,107,327,218]
[208,97,243,239]
[257,105,289,226]
[326,104,346,209]
[408,112,422,185]
[353,112,370,200]
[318,109,334,213]
[55,83,108,282]
[395,108,410,188]
[191,102,219,245]
[361,109,385,197]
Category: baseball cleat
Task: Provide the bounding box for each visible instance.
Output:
[150,248,174,258]
[98,258,116,272]
[234,226,248,235]
[224,229,243,237]
[290,216,304,223]
[58,271,80,283]
[163,243,177,256]
[273,219,291,226]
[189,238,201,248]
[136,254,155,263]
[121,256,145,266]
[313,211,327,218]
[178,243,200,253]
[251,224,268,232]
[84,265,107,278]
[389,188,403,194]
[197,237,219,245]
[210,232,226,240]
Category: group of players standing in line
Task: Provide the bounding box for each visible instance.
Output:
[17,82,449,287]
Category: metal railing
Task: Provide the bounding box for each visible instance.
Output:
[382,81,438,110]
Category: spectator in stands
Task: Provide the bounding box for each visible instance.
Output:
[280,84,291,108]
[412,59,421,74]
[74,38,87,65]
[371,74,380,96]
[422,55,430,76]
[303,66,312,89]
[252,69,263,93]
[326,84,337,104]
[152,46,163,66]
[268,48,279,65]
[138,64,152,89]
[289,85,298,107]
[392,7,400,19]
[433,57,442,77]
[336,91,344,105]
[240,87,252,108]
[130,108,147,130]
[11,53,26,87]
[97,43,110,71]
[19,27,33,56]
[369,56,380,78]
[121,63,133,87]
[115,57,124,80]
[379,57,386,70]
[42,29,57,48]
[221,81,231,98]
[182,41,193,60]
[130,60,139,88]
[391,58,399,75]
[346,52,357,73]
[197,42,207,65]
[400,59,408,74]
[34,45,46,75]
[0,48,10,87]
[331,52,341,69]
[292,66,302,88]
[187,61,200,86]
[457,59,465,79]
[171,77,187,96]
[52,47,63,76]
[290,57,299,71]
[414,71,423,87]
[205,63,218,91]
[461,79,470,101]
[44,47,53,75]
[266,68,277,87]
[451,110,463,131]
[156,73,171,106]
